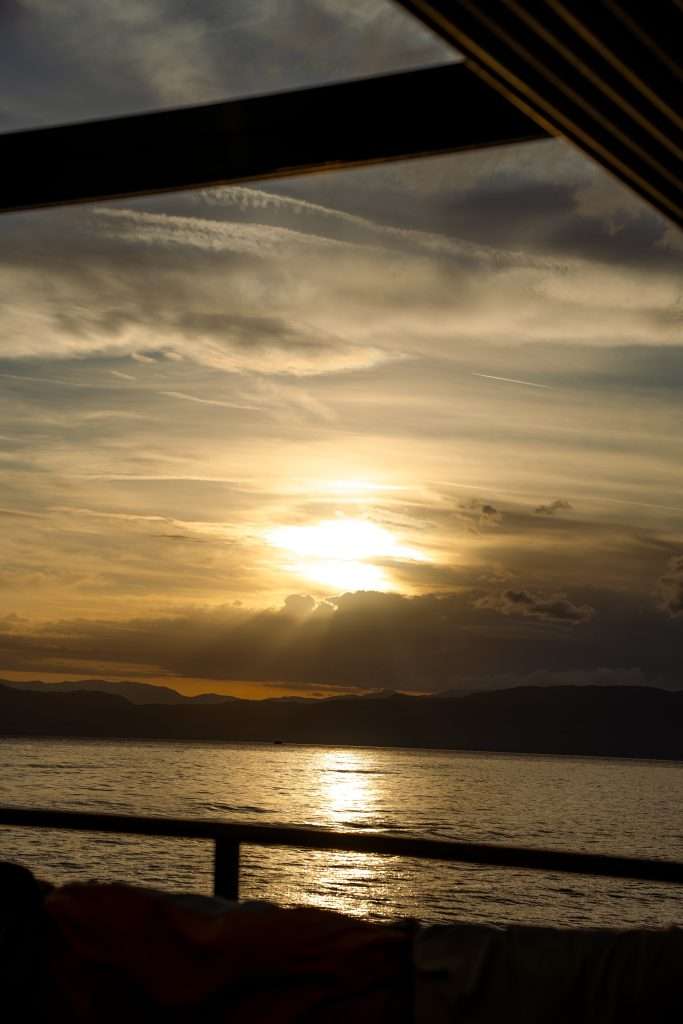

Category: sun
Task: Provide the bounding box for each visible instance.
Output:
[266,516,423,593]
[267,518,417,561]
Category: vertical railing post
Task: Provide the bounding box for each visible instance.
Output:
[213,838,240,901]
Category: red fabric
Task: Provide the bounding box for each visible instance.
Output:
[44,883,411,1022]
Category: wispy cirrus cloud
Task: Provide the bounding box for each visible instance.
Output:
[160,391,262,411]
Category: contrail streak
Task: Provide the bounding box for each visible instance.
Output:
[473,373,552,389]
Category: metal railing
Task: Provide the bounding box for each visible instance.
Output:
[2,807,682,901]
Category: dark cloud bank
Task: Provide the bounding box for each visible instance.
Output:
[2,583,681,692]
[475,590,594,625]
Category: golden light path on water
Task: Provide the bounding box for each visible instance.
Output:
[295,748,407,917]
[318,749,375,828]
[4,739,681,927]
[266,512,426,592]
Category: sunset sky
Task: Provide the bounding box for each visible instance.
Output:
[1,1,681,696]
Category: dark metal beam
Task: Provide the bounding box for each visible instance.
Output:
[395,2,683,227]
[0,62,547,215]
[2,807,682,886]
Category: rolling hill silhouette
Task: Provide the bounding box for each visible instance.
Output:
[0,682,680,760]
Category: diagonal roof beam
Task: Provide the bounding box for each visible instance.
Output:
[0,62,547,215]
[395,1,683,227]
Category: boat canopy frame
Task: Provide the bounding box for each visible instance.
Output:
[1,2,680,224]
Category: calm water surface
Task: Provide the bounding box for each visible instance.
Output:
[1,739,680,927]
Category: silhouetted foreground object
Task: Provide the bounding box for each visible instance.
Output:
[0,862,56,1015]
[396,1,683,227]
[1,864,680,1022]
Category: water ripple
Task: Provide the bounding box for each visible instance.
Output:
[0,738,680,927]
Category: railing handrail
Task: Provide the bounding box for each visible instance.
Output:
[2,806,682,901]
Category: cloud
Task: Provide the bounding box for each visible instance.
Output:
[282,594,316,617]
[0,0,453,131]
[458,499,503,532]
[0,371,80,388]
[197,186,550,270]
[1,162,679,405]
[658,555,683,618]
[11,584,683,693]
[534,499,573,516]
[95,207,374,260]
[1,1,681,712]
[572,174,649,234]
[160,391,262,412]
[0,507,44,519]
[476,589,595,625]
[0,206,398,375]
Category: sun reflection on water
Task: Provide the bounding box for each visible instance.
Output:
[317,748,376,828]
[293,748,408,918]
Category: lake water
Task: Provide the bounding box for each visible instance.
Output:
[0,738,680,928]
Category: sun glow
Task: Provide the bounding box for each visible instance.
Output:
[292,558,388,592]
[266,516,423,593]
[324,478,403,495]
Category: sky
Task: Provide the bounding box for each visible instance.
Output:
[1,1,682,697]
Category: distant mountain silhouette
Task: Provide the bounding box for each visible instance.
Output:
[0,679,234,705]
[0,683,680,760]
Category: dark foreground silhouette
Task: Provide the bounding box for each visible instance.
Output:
[0,683,681,759]
[2,862,681,1023]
